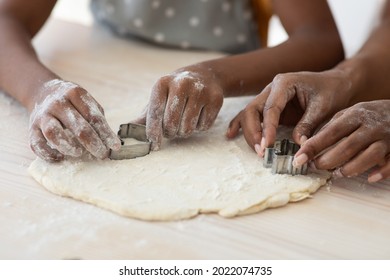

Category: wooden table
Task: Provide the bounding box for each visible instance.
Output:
[1,19,389,260]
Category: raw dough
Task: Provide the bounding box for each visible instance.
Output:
[28,101,330,221]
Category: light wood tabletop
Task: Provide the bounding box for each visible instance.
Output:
[1,19,389,260]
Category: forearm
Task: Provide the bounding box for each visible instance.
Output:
[0,8,57,112]
[335,18,390,105]
[195,29,343,98]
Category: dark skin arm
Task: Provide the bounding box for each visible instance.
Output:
[228,1,390,182]
[1,0,343,160]
[0,0,57,109]
[0,0,121,161]
[138,0,344,150]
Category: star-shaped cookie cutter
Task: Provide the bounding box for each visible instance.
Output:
[263,139,308,175]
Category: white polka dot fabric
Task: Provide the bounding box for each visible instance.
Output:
[90,0,260,53]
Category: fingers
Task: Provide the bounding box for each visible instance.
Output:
[146,79,168,150]
[314,128,372,170]
[241,106,263,155]
[227,100,264,154]
[54,106,110,159]
[262,81,294,152]
[163,94,187,138]
[70,90,121,151]
[40,118,83,157]
[29,127,64,162]
[294,110,358,165]
[226,112,242,139]
[335,141,388,178]
[369,158,390,183]
[29,79,121,161]
[226,86,270,155]
[146,72,223,150]
[295,100,390,183]
[197,86,223,132]
[292,102,328,145]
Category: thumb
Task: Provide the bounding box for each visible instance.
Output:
[131,105,148,125]
[226,112,242,139]
[132,115,146,125]
[292,103,327,145]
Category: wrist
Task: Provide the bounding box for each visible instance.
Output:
[334,57,368,105]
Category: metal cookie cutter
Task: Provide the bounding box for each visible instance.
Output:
[109,123,151,160]
[263,139,308,175]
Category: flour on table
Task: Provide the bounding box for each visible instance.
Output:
[28,101,330,221]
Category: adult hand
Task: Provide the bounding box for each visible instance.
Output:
[227,70,353,155]
[136,66,224,150]
[29,79,121,162]
[294,100,390,183]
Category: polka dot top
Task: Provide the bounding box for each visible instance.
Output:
[90,0,262,53]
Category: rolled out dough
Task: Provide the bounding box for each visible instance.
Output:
[28,101,330,221]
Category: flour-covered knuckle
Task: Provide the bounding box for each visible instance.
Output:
[40,118,83,157]
[197,105,219,131]
[75,123,108,159]
[68,89,120,150]
[87,109,121,151]
[146,80,168,149]
[30,79,111,159]
[29,127,64,162]
[162,93,186,139]
[177,103,203,137]
[60,108,108,159]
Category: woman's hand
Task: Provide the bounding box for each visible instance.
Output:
[136,66,224,150]
[29,79,121,162]
[294,100,390,183]
[227,70,353,155]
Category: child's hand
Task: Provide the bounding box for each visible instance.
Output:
[29,79,121,162]
[226,70,352,155]
[137,68,224,150]
[294,100,390,182]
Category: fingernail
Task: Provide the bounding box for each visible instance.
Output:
[293,153,308,167]
[254,144,262,156]
[259,137,266,157]
[260,137,266,149]
[300,135,308,145]
[332,168,344,179]
[225,128,231,138]
[368,173,383,183]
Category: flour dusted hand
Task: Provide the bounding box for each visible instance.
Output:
[226,71,352,156]
[137,67,224,150]
[295,100,390,182]
[29,79,121,162]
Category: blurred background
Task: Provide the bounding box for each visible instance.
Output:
[51,0,386,57]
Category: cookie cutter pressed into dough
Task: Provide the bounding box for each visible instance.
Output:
[109,123,151,160]
[263,139,308,175]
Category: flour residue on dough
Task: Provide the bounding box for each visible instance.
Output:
[28,100,330,221]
